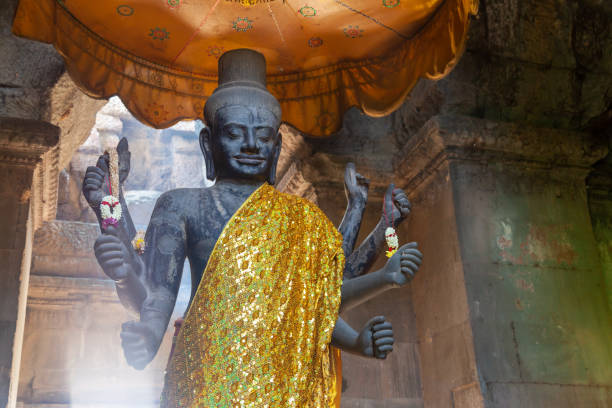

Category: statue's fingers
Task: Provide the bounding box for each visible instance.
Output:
[372,329,393,340]
[127,350,150,366]
[403,248,423,259]
[103,225,120,237]
[392,190,408,202]
[372,321,392,332]
[364,315,386,329]
[96,155,109,173]
[86,166,105,179]
[95,250,124,263]
[95,234,123,244]
[120,330,143,343]
[356,174,370,186]
[344,162,356,185]
[83,181,102,192]
[130,358,149,371]
[97,250,124,263]
[401,267,415,279]
[400,260,418,271]
[102,260,124,271]
[83,177,102,187]
[95,240,123,251]
[122,339,145,351]
[401,254,422,265]
[128,323,154,337]
[375,337,395,347]
[377,345,393,353]
[401,242,418,250]
[399,243,418,254]
[397,198,411,210]
[94,238,122,251]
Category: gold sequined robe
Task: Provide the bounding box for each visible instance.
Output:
[162,183,344,407]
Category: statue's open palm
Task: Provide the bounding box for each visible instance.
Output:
[344,162,369,204]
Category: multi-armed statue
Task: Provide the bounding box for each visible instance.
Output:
[83,49,422,407]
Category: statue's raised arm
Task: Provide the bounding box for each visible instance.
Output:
[82,139,147,313]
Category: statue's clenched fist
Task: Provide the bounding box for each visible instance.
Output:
[383,183,411,227]
[358,316,394,359]
[383,242,423,287]
[82,138,131,209]
[94,226,133,281]
[82,156,109,209]
[120,320,159,370]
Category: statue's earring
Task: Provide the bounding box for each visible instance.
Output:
[199,127,216,181]
[267,132,282,185]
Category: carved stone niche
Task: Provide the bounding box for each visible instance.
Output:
[0,117,59,408]
[0,118,62,231]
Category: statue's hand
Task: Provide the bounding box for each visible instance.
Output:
[120,320,159,370]
[383,242,422,287]
[82,155,109,209]
[94,226,133,281]
[344,162,369,204]
[82,138,131,209]
[357,316,394,359]
[382,183,411,227]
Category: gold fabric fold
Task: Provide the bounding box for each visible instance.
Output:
[12,0,477,136]
[161,184,344,407]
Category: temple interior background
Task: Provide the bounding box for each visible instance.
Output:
[1,0,611,407]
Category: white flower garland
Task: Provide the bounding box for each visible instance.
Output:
[100,195,122,229]
[385,227,398,258]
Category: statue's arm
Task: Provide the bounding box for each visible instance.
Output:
[84,139,144,312]
[331,242,421,359]
[344,184,411,278]
[340,242,422,313]
[120,193,187,370]
[338,163,369,258]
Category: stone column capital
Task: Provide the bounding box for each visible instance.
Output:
[395,114,607,191]
[0,117,59,167]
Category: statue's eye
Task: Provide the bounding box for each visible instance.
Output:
[256,128,273,142]
[226,127,242,139]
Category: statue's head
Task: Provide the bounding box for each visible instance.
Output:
[200,49,282,184]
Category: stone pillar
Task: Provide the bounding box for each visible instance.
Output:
[0,118,59,408]
[397,114,611,407]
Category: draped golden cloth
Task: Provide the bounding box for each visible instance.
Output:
[162,183,344,407]
[12,0,477,136]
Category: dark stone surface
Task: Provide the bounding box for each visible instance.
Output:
[0,0,65,120]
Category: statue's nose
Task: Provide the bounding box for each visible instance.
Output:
[242,128,258,153]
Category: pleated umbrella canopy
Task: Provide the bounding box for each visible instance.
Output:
[13,0,477,136]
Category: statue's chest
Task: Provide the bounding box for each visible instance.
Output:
[188,189,251,264]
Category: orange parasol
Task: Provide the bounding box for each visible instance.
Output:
[12,0,477,136]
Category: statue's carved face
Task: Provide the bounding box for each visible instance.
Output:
[210,104,280,181]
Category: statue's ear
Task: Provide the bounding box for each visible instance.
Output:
[117,137,131,184]
[267,132,282,185]
[199,126,216,181]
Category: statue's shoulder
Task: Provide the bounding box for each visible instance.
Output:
[152,188,206,215]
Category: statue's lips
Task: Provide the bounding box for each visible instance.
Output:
[234,155,265,165]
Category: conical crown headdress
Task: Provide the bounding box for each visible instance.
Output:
[204,49,281,128]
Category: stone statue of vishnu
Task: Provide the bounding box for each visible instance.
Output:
[82,49,422,407]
